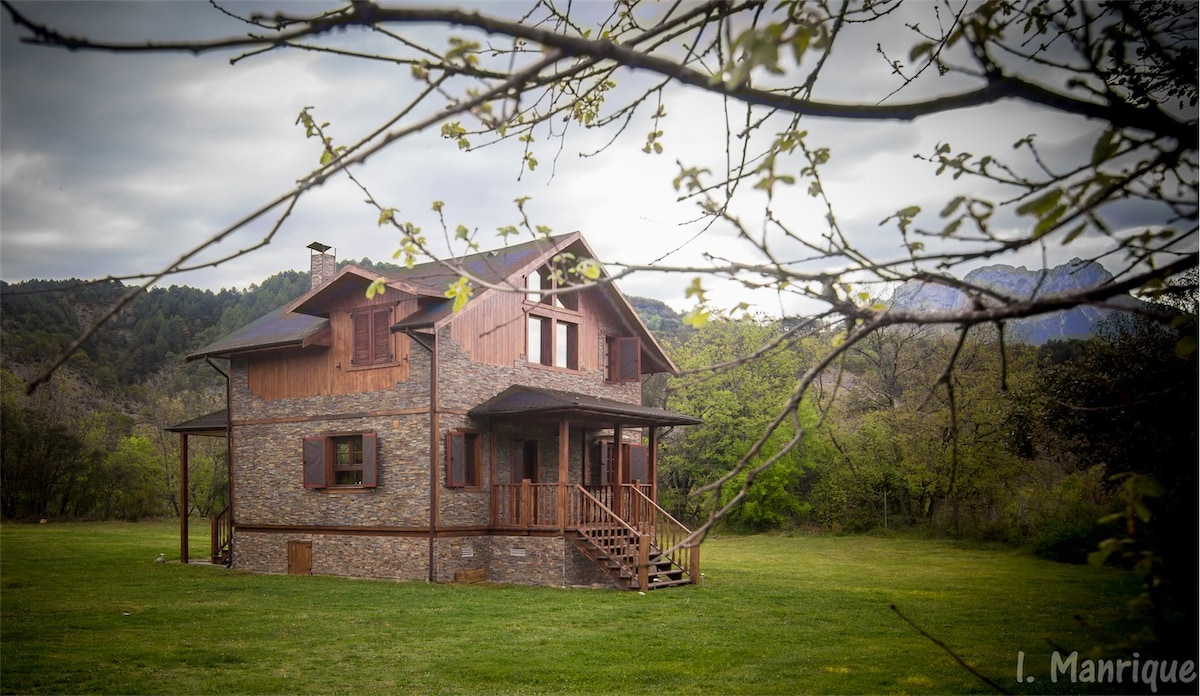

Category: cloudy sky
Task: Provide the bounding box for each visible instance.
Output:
[0,1,1164,315]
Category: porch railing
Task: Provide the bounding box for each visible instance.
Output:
[491,481,559,529]
[618,484,700,583]
[210,505,232,565]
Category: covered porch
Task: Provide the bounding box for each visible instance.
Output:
[471,386,704,589]
[165,409,231,566]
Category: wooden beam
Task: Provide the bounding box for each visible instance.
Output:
[179,433,189,564]
[557,418,569,533]
[649,426,659,502]
[613,423,624,519]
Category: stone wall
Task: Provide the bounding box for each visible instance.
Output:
[235,531,427,581]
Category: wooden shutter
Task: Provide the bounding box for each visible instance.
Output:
[302,436,327,488]
[628,444,649,483]
[352,313,371,364]
[361,433,378,487]
[610,336,640,382]
[371,309,391,362]
[447,432,465,487]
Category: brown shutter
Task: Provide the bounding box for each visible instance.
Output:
[361,433,378,487]
[628,444,649,483]
[303,436,326,488]
[613,337,640,382]
[352,313,370,364]
[466,434,480,487]
[447,432,465,487]
[372,309,391,362]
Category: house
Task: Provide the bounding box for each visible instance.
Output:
[167,232,702,590]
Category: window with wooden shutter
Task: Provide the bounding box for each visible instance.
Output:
[607,336,640,382]
[303,433,378,489]
[446,431,480,488]
[351,308,393,366]
[303,436,327,489]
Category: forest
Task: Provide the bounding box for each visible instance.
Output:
[2,273,1194,578]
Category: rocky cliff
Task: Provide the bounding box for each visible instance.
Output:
[888,259,1130,344]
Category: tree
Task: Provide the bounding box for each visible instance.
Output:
[5,0,1195,535]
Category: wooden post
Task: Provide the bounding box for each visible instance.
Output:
[613,423,624,519]
[520,479,532,528]
[557,418,569,532]
[648,426,659,503]
[689,543,701,585]
[637,534,650,590]
[179,433,189,564]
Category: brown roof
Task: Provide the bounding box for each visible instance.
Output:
[469,386,701,428]
[165,409,228,435]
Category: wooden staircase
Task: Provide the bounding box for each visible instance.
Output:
[567,485,698,591]
[567,527,691,590]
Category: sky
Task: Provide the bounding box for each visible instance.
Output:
[0,1,1183,316]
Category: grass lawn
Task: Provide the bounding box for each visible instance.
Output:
[1,522,1146,694]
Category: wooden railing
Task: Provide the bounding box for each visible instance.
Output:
[491,481,559,529]
[490,483,698,588]
[619,484,700,584]
[211,505,233,565]
[567,485,649,589]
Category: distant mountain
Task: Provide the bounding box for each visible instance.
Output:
[888,259,1132,344]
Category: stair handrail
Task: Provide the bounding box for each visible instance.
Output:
[569,485,647,586]
[211,504,232,564]
[621,484,699,584]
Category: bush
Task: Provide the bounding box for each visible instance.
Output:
[1031,520,1107,564]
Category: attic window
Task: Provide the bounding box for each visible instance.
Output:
[526,266,578,311]
[351,308,393,366]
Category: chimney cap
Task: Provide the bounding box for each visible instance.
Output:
[307,241,332,253]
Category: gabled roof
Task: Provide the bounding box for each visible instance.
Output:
[188,232,678,373]
[470,386,702,428]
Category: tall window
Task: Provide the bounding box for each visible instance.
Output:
[528,315,577,369]
[303,433,378,489]
[351,308,393,366]
[446,431,481,488]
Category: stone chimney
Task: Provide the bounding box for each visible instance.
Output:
[307,241,336,289]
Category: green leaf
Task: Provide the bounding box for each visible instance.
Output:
[1061,223,1087,245]
[377,208,396,227]
[1091,129,1121,166]
[365,278,387,300]
[682,307,710,328]
[1016,189,1063,217]
[939,196,965,218]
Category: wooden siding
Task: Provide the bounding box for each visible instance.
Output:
[450,283,637,371]
[247,290,416,401]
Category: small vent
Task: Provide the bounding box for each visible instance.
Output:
[509,547,526,558]
[461,545,474,558]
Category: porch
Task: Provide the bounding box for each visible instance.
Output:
[471,386,703,590]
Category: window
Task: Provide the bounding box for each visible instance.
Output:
[303,433,378,489]
[592,441,650,484]
[351,308,393,366]
[606,335,640,382]
[526,266,578,311]
[446,431,481,488]
[528,315,577,369]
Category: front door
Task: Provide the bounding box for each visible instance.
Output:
[512,440,538,483]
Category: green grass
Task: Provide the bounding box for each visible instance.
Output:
[1,522,1144,694]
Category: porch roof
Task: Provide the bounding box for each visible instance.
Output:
[469,386,702,428]
[165,409,228,436]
